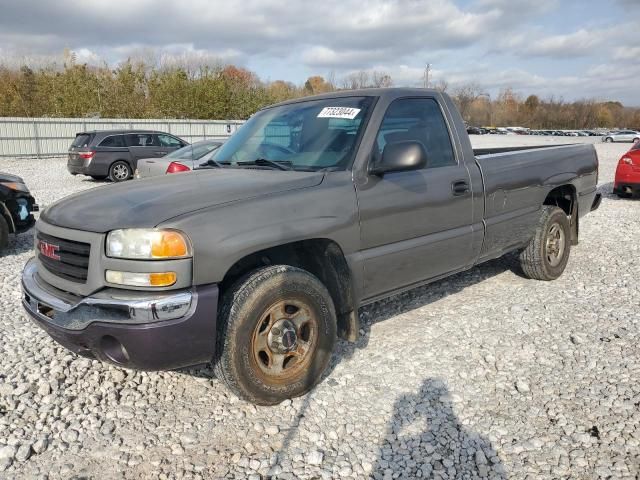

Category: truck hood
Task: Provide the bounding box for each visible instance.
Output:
[42,169,325,233]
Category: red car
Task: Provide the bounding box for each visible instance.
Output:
[614,140,640,197]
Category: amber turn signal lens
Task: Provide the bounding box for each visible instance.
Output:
[149,272,177,287]
[151,231,189,258]
[106,270,177,287]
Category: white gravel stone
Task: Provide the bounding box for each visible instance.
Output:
[15,444,32,462]
[0,446,16,461]
[515,380,531,394]
[306,450,324,465]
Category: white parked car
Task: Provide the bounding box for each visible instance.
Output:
[602,130,640,143]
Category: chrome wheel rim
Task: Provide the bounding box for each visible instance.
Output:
[251,299,318,383]
[545,222,565,267]
[113,164,129,180]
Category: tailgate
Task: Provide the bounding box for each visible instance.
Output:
[68,150,82,166]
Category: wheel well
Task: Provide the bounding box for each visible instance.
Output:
[544,185,578,244]
[220,239,356,334]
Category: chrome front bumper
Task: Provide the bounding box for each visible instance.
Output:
[22,258,194,331]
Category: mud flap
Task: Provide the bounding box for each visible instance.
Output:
[337,310,359,343]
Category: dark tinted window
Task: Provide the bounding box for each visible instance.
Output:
[158,134,183,147]
[71,133,92,148]
[98,135,125,147]
[125,133,159,147]
[376,98,456,168]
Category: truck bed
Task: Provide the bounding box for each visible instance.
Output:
[472,142,599,262]
[473,144,575,157]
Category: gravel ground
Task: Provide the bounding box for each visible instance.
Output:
[0,136,638,479]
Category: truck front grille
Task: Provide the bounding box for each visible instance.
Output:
[37,231,91,283]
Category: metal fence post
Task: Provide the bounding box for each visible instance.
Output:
[33,120,41,159]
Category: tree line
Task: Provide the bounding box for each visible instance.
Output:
[446,82,640,130]
[0,54,637,129]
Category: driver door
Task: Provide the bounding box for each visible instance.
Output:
[355,97,476,299]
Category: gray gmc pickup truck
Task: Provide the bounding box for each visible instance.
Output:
[22,88,601,405]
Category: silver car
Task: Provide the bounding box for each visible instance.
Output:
[135,140,223,178]
[602,130,640,143]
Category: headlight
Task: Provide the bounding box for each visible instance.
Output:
[106,229,192,260]
[0,181,30,193]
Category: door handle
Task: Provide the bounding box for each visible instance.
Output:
[153,151,166,156]
[451,180,470,196]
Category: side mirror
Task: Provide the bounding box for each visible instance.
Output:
[369,141,427,176]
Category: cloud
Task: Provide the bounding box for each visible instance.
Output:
[613,46,640,61]
[521,28,613,57]
[0,0,638,104]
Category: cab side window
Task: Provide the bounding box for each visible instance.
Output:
[125,134,159,147]
[376,98,456,168]
[99,135,125,147]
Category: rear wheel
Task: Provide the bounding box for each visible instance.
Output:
[605,137,613,143]
[214,265,336,405]
[0,215,9,250]
[519,206,571,281]
[109,161,132,182]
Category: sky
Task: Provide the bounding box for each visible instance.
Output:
[0,0,639,105]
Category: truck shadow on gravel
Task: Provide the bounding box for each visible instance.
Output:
[332,256,516,367]
[371,378,506,479]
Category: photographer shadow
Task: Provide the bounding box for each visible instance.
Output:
[372,378,507,479]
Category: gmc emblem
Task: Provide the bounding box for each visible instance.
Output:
[39,240,60,261]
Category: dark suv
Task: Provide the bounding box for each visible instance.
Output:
[67,130,188,182]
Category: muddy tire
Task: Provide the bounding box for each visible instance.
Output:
[0,215,9,250]
[519,206,571,281]
[109,161,132,182]
[214,265,337,405]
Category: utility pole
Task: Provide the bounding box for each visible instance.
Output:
[424,63,431,88]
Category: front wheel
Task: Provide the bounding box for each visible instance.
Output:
[109,161,132,182]
[214,265,337,405]
[519,206,571,281]
[605,137,613,143]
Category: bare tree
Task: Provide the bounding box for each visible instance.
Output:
[433,79,449,93]
[372,71,393,88]
[341,70,393,89]
[452,82,483,121]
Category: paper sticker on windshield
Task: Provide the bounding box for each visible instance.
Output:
[317,107,361,120]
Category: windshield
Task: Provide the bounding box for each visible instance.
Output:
[214,96,375,170]
[167,141,220,160]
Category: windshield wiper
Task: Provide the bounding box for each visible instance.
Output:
[237,158,293,171]
[197,158,225,169]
